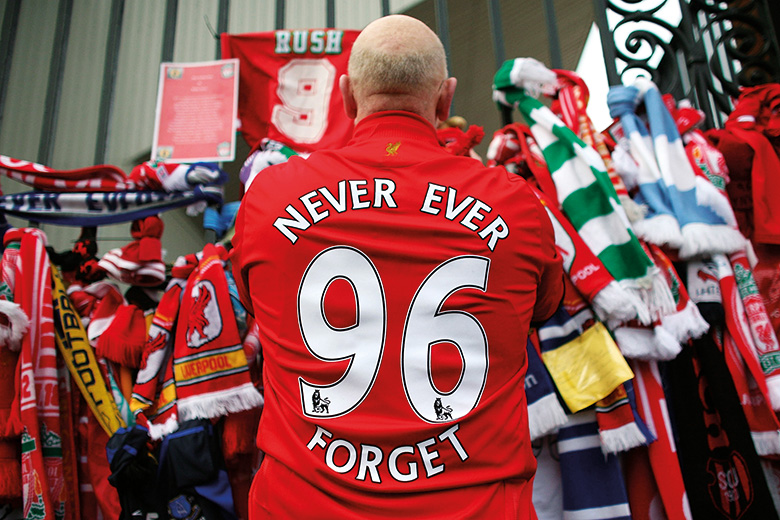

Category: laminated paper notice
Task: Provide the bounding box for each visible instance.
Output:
[541,321,634,412]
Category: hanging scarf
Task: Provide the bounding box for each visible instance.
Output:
[525,334,568,440]
[493,58,674,323]
[614,243,710,361]
[594,380,655,455]
[536,266,652,453]
[173,243,262,421]
[0,267,27,501]
[556,410,632,520]
[51,265,125,438]
[666,333,779,519]
[722,329,780,455]
[131,280,184,440]
[552,69,644,223]
[713,253,780,410]
[531,184,649,325]
[3,229,66,520]
[0,316,24,502]
[721,84,780,244]
[606,79,745,258]
[537,306,635,416]
[729,250,780,402]
[687,257,780,455]
[629,359,691,520]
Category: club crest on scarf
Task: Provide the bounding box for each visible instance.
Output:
[21,428,46,520]
[706,452,754,519]
[186,280,223,348]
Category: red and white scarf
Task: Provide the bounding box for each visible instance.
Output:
[713,253,780,411]
[0,155,128,192]
[531,184,649,325]
[131,280,184,439]
[173,244,262,420]
[729,250,780,408]
[630,359,691,520]
[3,228,67,519]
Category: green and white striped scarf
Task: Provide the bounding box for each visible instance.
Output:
[493,58,674,323]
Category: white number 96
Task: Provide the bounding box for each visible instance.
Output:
[298,246,489,423]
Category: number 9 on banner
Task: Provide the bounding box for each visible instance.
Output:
[272,58,336,144]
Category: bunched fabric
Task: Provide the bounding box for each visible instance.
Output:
[606,79,745,259]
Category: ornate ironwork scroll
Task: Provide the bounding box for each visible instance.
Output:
[594,0,780,128]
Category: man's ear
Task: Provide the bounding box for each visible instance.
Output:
[340,75,357,119]
[435,77,457,125]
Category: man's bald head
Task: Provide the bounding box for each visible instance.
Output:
[340,15,456,124]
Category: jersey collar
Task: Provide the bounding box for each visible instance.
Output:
[350,111,439,145]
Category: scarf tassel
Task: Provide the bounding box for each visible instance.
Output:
[599,422,652,455]
[614,325,682,361]
[528,393,569,440]
[767,380,780,413]
[632,214,684,251]
[678,223,747,260]
[751,430,780,457]
[592,280,649,324]
[660,300,711,343]
[177,383,264,422]
[147,413,180,441]
[645,268,679,321]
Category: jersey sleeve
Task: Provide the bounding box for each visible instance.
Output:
[531,196,565,323]
[230,196,255,318]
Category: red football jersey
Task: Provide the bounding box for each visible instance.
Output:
[232,111,564,519]
[221,29,360,153]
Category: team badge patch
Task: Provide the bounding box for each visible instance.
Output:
[706,451,753,518]
[186,280,223,348]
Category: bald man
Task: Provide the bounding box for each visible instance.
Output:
[232,15,563,519]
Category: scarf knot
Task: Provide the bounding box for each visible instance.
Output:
[607,86,641,119]
[130,216,164,263]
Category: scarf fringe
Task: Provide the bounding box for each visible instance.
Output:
[528,393,569,440]
[767,378,780,412]
[614,325,682,361]
[148,414,180,440]
[751,430,780,456]
[660,300,711,343]
[632,214,684,251]
[645,267,679,321]
[678,223,746,260]
[177,383,263,421]
[614,279,654,326]
[599,422,650,455]
[618,194,647,224]
[0,299,29,352]
[592,280,649,324]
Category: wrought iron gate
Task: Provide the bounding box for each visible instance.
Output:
[593,0,780,129]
